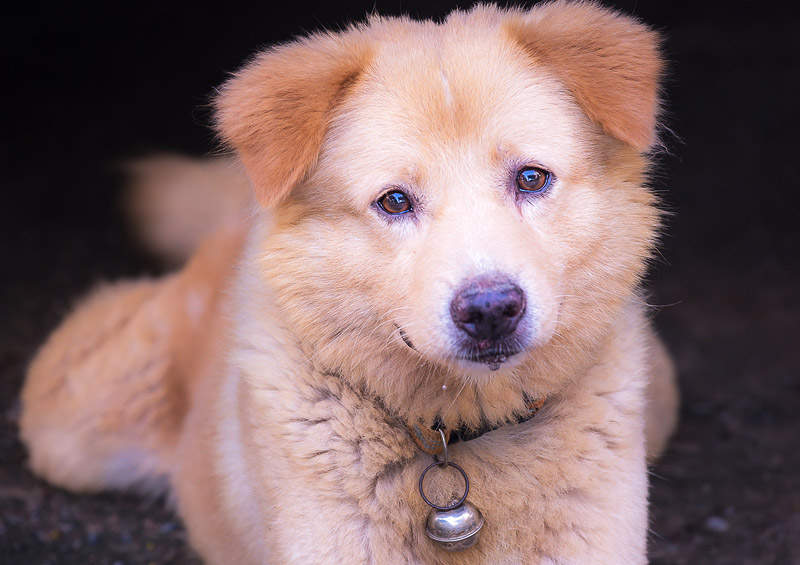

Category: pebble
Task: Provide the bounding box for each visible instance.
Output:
[159,521,178,534]
[86,526,101,545]
[704,516,729,533]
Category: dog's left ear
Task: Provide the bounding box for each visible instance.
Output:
[505,1,663,151]
[214,30,372,208]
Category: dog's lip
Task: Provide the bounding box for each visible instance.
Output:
[456,350,521,370]
[459,351,520,362]
[395,324,416,350]
[395,323,521,368]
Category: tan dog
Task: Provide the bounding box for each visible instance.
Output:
[20,2,679,563]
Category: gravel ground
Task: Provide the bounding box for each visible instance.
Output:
[3,2,798,563]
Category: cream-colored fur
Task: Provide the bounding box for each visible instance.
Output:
[20,3,678,563]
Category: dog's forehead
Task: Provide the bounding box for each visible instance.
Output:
[327,28,596,182]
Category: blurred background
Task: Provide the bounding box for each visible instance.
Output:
[2,1,798,563]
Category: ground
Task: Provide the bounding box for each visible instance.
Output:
[2,1,798,563]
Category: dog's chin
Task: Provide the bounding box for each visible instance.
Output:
[451,350,525,374]
[416,340,529,378]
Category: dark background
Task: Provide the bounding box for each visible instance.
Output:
[2,1,799,563]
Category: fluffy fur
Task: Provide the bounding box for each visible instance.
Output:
[20,3,679,563]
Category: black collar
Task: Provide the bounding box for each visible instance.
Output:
[407,394,546,456]
[320,367,545,456]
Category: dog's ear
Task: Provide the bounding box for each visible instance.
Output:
[215,31,371,208]
[506,1,663,151]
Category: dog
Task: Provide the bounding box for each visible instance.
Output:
[20,2,679,563]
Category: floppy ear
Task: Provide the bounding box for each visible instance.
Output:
[214,31,372,207]
[505,1,663,151]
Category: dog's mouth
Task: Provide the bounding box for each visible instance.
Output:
[397,325,416,350]
[396,325,521,371]
[457,350,521,371]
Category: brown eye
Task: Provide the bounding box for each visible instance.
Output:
[377,190,413,215]
[516,166,552,194]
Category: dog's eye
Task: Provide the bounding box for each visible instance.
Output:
[377,190,413,215]
[516,167,552,194]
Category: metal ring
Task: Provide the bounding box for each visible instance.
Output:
[418,461,470,511]
[437,428,448,467]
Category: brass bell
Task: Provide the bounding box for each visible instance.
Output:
[425,500,485,551]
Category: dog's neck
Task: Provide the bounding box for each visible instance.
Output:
[315,362,548,451]
[308,355,547,433]
[298,309,628,436]
[404,394,548,456]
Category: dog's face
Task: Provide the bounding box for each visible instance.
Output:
[307,42,605,376]
[216,3,662,413]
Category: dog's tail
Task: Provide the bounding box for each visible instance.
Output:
[125,154,253,264]
[19,225,245,494]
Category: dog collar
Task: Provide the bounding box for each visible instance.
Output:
[407,395,546,456]
[412,394,546,550]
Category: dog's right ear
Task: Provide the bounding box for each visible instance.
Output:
[505,1,663,151]
[214,31,371,208]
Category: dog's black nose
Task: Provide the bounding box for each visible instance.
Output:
[450,278,525,343]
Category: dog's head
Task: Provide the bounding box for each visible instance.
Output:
[216,2,663,424]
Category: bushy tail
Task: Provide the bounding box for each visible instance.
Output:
[125,153,253,263]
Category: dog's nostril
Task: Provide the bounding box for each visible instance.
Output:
[450,279,526,342]
[503,302,520,317]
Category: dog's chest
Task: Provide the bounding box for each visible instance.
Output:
[238,371,643,564]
